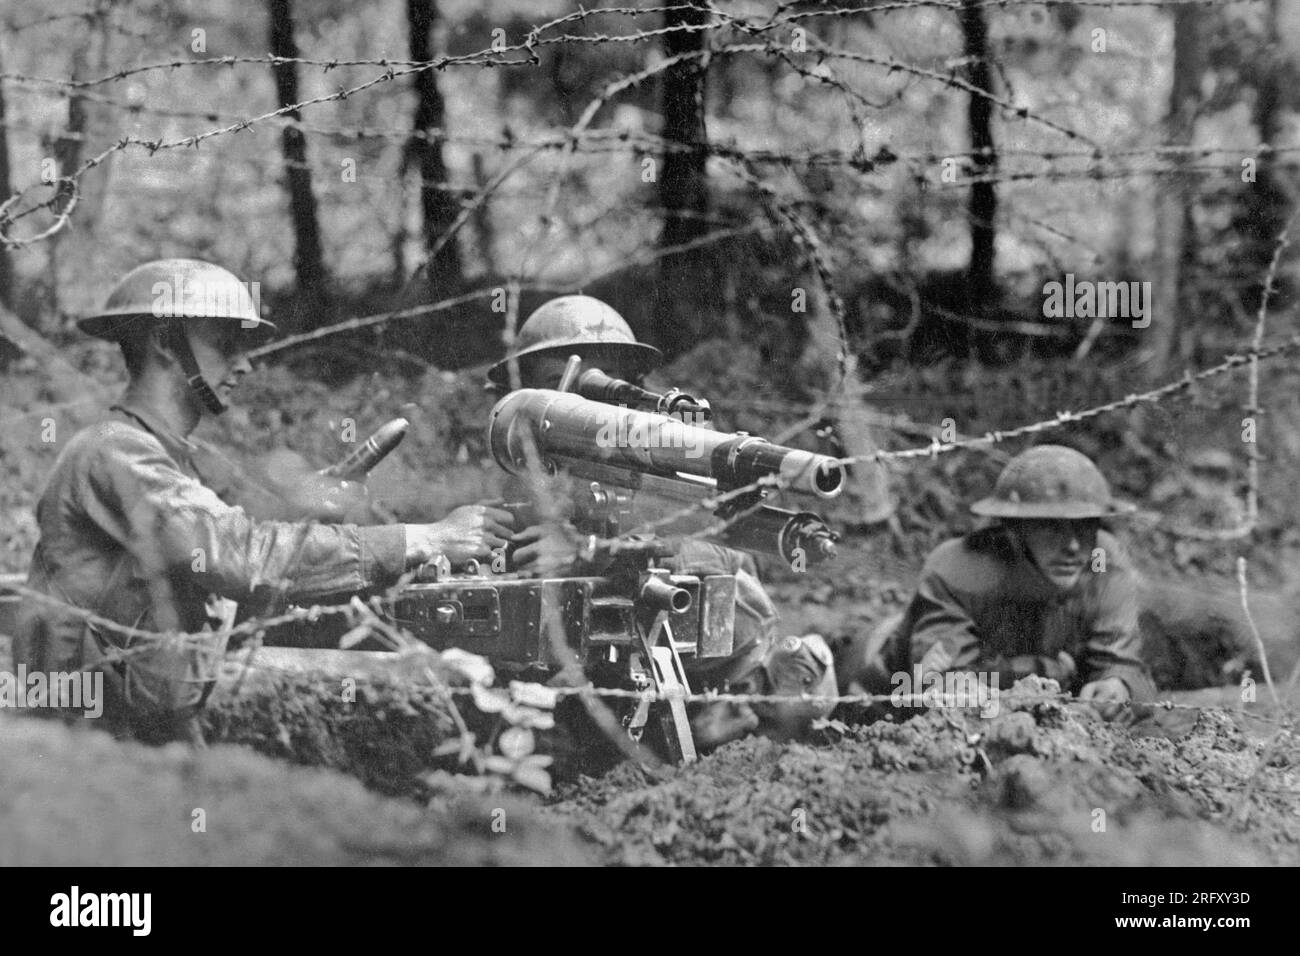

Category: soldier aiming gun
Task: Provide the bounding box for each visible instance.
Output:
[478,296,843,752]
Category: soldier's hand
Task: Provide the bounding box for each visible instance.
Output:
[1079,677,1130,722]
[511,522,583,578]
[1043,650,1076,683]
[410,504,515,565]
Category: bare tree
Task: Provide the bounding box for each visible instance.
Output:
[654,0,710,351]
[0,43,14,311]
[404,0,461,288]
[1237,0,1292,277]
[1150,5,1202,375]
[40,81,86,324]
[268,0,328,325]
[960,0,998,309]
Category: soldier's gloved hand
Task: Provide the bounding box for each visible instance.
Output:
[1008,654,1041,679]
[408,504,515,566]
[511,522,584,578]
[1079,677,1130,722]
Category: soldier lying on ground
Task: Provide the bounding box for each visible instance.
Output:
[14,259,513,745]
[486,295,837,749]
[836,445,1156,721]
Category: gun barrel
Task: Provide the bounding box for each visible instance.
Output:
[489,390,843,499]
[321,418,409,480]
[641,576,693,613]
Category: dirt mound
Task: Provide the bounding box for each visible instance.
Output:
[552,678,1295,866]
[201,649,463,798]
[0,712,593,866]
[6,637,1296,867]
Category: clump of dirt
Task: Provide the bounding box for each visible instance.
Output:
[1111,709,1300,859]
[550,701,985,866]
[551,678,1296,866]
[0,713,594,866]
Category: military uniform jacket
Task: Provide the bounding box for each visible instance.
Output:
[887,527,1154,698]
[14,403,406,708]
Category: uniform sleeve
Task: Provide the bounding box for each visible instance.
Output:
[669,539,756,577]
[191,440,379,524]
[78,428,406,603]
[908,553,1073,688]
[906,562,984,673]
[1080,561,1154,699]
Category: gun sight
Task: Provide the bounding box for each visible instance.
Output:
[576,368,712,422]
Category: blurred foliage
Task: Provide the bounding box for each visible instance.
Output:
[0,1,1293,342]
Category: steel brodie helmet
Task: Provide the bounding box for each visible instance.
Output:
[79,258,274,339]
[79,258,275,415]
[487,295,661,387]
[970,445,1136,520]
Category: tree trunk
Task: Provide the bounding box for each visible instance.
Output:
[43,40,94,328]
[268,0,328,328]
[0,51,12,312]
[1238,0,1289,281]
[470,152,498,277]
[653,1,711,353]
[404,0,461,289]
[1150,6,1202,376]
[960,0,998,310]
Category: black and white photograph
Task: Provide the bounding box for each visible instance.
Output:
[0,0,1294,904]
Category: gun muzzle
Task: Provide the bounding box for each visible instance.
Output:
[640,576,693,613]
[321,418,409,480]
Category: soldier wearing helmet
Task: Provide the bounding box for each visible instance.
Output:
[14,259,513,745]
[837,445,1153,721]
[486,294,662,393]
[488,295,837,748]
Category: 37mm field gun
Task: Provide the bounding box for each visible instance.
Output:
[381,362,846,761]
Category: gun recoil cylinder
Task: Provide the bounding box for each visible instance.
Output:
[718,507,839,565]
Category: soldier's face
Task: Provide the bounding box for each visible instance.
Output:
[523,354,575,390]
[1012,518,1098,590]
[186,320,253,405]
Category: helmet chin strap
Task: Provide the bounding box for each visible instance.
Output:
[161,320,226,415]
